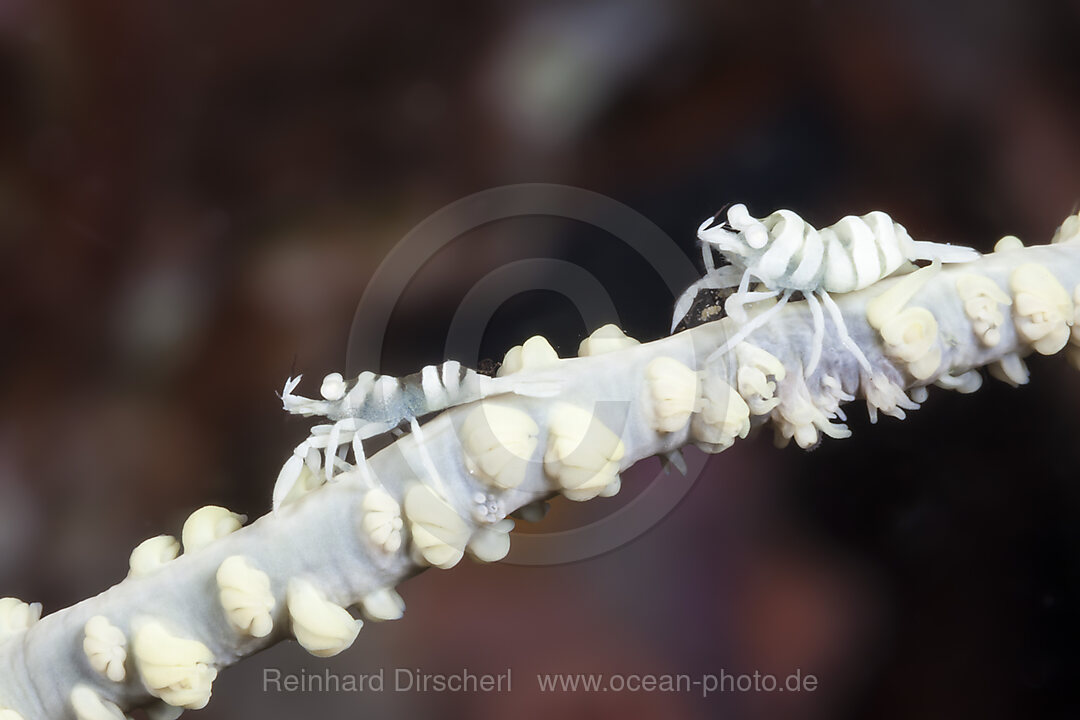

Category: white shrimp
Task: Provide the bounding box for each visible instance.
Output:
[273,361,559,511]
[672,203,979,375]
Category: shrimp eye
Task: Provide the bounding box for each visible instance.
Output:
[320,373,347,401]
[743,225,769,249]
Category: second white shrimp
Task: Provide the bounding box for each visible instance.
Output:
[272,361,558,511]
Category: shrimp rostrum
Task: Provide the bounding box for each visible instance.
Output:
[272,361,557,511]
[672,203,980,375]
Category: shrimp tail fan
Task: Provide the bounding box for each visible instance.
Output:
[909,240,980,264]
[488,375,563,398]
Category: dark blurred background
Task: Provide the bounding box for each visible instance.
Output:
[3,0,1080,718]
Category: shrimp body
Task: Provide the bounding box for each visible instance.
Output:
[701,205,977,294]
[273,360,557,511]
[283,361,489,423]
[672,203,980,377]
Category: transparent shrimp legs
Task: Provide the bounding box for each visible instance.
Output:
[273,418,388,511]
[701,279,875,379]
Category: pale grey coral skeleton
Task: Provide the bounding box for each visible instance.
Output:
[2,213,1080,719]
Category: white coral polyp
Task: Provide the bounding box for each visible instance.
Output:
[70,684,126,720]
[216,556,276,639]
[863,374,920,423]
[543,403,625,501]
[734,342,786,415]
[461,402,539,490]
[83,616,128,683]
[879,307,942,380]
[1010,264,1073,355]
[360,488,404,555]
[577,324,639,356]
[990,352,1030,387]
[286,579,362,658]
[0,598,41,641]
[956,274,1011,347]
[771,372,850,449]
[642,357,699,433]
[934,369,983,394]
[497,335,559,375]
[128,536,180,578]
[181,506,246,554]
[737,366,779,414]
[466,518,515,563]
[133,621,218,710]
[817,375,855,418]
[403,484,470,569]
[359,588,405,622]
[1052,213,1080,244]
[690,375,751,453]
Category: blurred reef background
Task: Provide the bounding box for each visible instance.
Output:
[2,1,1080,718]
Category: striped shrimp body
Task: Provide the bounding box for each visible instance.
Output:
[673,203,979,376]
[273,361,558,511]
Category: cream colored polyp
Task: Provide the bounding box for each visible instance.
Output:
[543,403,625,501]
[879,308,941,380]
[83,616,127,683]
[286,579,362,658]
[497,336,559,375]
[128,536,180,578]
[734,342,786,415]
[1052,213,1080,244]
[70,685,125,720]
[955,273,1012,347]
[181,506,245,554]
[770,372,850,449]
[461,402,539,490]
[691,375,750,453]
[0,598,41,641]
[578,324,640,356]
[1010,263,1073,355]
[216,556,275,639]
[466,519,515,563]
[359,588,405,622]
[403,484,470,569]
[360,488,404,554]
[133,621,217,710]
[990,352,1030,387]
[642,357,699,433]
[866,263,942,380]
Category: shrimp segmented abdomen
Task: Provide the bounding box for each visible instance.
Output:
[683,203,980,379]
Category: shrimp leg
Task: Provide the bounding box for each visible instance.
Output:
[707,289,793,363]
[804,292,826,375]
[818,290,873,375]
